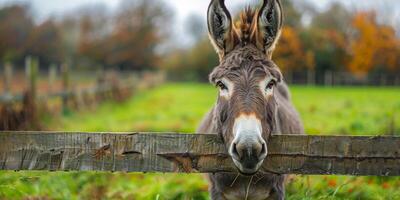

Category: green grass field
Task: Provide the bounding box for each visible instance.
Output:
[1,84,400,200]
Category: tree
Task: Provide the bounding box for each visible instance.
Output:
[298,3,351,73]
[281,0,303,29]
[0,5,33,64]
[348,12,400,76]
[105,0,172,70]
[75,0,172,70]
[311,3,352,34]
[162,37,218,81]
[274,26,310,72]
[78,14,109,67]
[185,14,206,46]
[26,19,63,67]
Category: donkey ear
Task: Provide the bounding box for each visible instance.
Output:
[207,0,238,59]
[253,0,283,58]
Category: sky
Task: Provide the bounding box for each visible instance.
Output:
[1,0,398,19]
[0,0,345,22]
[0,0,399,45]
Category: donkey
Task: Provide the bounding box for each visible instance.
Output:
[197,0,304,199]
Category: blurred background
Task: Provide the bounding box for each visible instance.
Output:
[0,0,399,199]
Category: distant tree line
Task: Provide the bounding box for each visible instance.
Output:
[0,0,399,81]
[162,0,400,81]
[0,0,172,70]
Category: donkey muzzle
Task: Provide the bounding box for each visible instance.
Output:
[229,114,267,175]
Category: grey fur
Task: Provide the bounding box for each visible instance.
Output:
[202,1,303,198]
[197,45,304,199]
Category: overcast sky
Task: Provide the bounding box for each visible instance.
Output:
[0,0,399,45]
[1,0,398,19]
[0,0,333,22]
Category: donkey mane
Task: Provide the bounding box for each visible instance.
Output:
[233,5,283,58]
[235,7,258,45]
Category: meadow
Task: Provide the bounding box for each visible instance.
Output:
[1,83,400,200]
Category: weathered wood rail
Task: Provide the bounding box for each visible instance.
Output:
[0,131,399,176]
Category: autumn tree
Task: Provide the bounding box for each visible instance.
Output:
[348,12,400,76]
[301,3,351,73]
[280,0,303,29]
[25,19,63,66]
[162,13,216,81]
[76,0,172,70]
[162,38,218,81]
[274,26,311,72]
[59,17,80,63]
[0,5,33,64]
[76,4,111,68]
[105,0,172,70]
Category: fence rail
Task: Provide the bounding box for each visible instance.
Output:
[1,132,399,176]
[1,56,166,130]
[0,78,138,103]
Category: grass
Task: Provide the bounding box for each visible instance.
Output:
[1,83,400,200]
[46,83,213,133]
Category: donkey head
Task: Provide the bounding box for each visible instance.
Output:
[207,0,283,175]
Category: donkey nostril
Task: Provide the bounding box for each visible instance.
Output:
[231,143,240,159]
[259,143,267,158]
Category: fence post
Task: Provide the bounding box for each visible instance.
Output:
[3,62,13,95]
[24,56,39,129]
[25,57,38,99]
[307,70,316,85]
[285,71,292,84]
[96,69,106,101]
[380,73,387,86]
[324,71,332,86]
[395,76,400,86]
[1,62,13,130]
[48,64,57,94]
[61,63,70,114]
[332,71,338,86]
[25,57,31,93]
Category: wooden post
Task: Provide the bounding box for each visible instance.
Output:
[307,70,315,86]
[395,76,400,86]
[96,69,106,101]
[25,57,38,99]
[48,64,57,94]
[1,63,13,131]
[285,71,292,85]
[324,71,332,86]
[332,71,337,86]
[380,73,387,86]
[25,57,32,92]
[3,62,12,95]
[23,57,39,129]
[61,63,70,114]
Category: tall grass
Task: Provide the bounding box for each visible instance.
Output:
[1,84,399,199]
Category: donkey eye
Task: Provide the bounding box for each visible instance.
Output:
[265,80,276,95]
[266,80,276,90]
[216,81,228,90]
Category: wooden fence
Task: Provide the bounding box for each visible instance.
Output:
[1,131,399,176]
[0,57,165,130]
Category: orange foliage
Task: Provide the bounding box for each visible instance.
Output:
[274,26,314,71]
[348,12,400,76]
[327,179,337,188]
[382,182,390,189]
[26,20,63,63]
